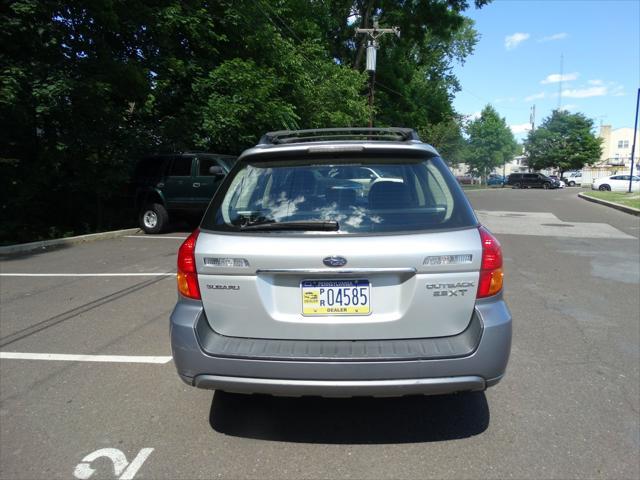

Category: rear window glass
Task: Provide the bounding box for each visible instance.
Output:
[202,156,476,234]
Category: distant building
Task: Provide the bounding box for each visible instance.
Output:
[597,125,639,168]
[502,155,528,176]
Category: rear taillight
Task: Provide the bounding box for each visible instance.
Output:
[477,226,504,298]
[177,228,201,299]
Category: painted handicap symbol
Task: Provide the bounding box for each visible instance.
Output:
[74,448,154,479]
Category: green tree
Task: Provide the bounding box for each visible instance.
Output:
[465,105,518,182]
[525,110,602,176]
[0,0,491,243]
[417,117,467,165]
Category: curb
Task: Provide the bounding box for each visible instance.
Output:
[578,192,640,216]
[0,227,141,255]
[462,186,510,191]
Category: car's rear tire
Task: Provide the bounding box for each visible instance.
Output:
[139,203,169,234]
[598,184,611,191]
[569,181,576,187]
[513,182,521,189]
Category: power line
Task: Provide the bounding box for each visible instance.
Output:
[456,87,529,111]
[256,0,305,45]
[374,80,410,101]
[250,0,320,71]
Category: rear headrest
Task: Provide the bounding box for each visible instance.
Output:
[368,181,411,209]
[326,188,356,207]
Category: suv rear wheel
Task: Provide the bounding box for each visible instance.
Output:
[512,182,521,189]
[139,203,168,234]
[599,184,611,191]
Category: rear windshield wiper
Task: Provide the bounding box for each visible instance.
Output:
[239,220,340,231]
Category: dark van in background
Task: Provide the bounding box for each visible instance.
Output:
[133,152,236,233]
[506,172,560,190]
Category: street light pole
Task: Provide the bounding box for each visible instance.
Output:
[628,87,639,193]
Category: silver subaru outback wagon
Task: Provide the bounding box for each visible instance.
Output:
[170,128,512,397]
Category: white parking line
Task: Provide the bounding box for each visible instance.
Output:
[0,273,175,277]
[123,235,187,239]
[0,352,172,363]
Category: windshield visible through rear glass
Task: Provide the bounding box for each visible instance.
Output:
[202,157,476,234]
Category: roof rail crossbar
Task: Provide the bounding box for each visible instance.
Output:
[259,128,420,145]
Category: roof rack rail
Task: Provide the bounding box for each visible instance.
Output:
[258,127,420,145]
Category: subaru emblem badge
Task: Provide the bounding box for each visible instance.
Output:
[323,256,347,267]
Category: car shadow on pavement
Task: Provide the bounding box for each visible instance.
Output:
[0,242,72,261]
[209,391,489,444]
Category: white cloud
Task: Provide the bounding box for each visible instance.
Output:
[541,72,579,84]
[611,84,625,96]
[539,32,568,42]
[510,123,532,134]
[588,79,603,86]
[524,92,545,102]
[505,33,530,50]
[495,97,517,104]
[561,86,607,98]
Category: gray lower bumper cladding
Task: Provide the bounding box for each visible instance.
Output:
[193,375,486,397]
[170,296,512,397]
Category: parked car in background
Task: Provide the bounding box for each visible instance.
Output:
[487,174,505,187]
[456,174,474,185]
[170,127,512,398]
[507,172,559,189]
[591,174,640,192]
[549,175,565,188]
[320,165,401,197]
[562,171,582,187]
[133,152,236,233]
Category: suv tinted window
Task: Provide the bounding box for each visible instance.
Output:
[135,157,167,178]
[202,156,476,234]
[198,157,221,176]
[169,156,192,176]
[524,174,538,179]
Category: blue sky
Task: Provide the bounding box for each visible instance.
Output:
[452,0,640,140]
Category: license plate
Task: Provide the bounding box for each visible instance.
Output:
[301,279,371,316]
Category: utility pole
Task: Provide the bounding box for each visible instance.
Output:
[628,87,639,193]
[356,19,400,127]
[530,104,536,131]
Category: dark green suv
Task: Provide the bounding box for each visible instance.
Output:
[133,153,236,233]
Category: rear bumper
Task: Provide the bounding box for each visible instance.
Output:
[170,296,512,397]
[192,375,487,397]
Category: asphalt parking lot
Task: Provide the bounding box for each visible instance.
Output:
[1,188,639,480]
